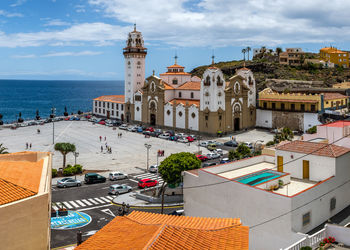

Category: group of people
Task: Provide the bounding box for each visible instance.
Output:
[25,142,32,149]
[101,144,112,153]
[117,133,123,138]
[157,150,165,157]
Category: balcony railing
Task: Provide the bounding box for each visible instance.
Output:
[282,228,326,250]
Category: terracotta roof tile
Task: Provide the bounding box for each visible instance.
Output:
[163,82,174,90]
[321,121,350,127]
[159,72,191,76]
[276,140,350,158]
[75,211,248,250]
[176,81,201,90]
[0,178,36,205]
[323,92,348,100]
[93,95,125,104]
[168,99,200,107]
[167,64,185,68]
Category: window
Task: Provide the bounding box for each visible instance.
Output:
[99,102,101,107]
[116,104,119,109]
[205,116,208,121]
[301,104,305,111]
[191,112,196,118]
[217,76,223,86]
[341,100,344,106]
[99,108,101,113]
[263,102,267,109]
[103,109,105,114]
[117,111,119,116]
[172,78,178,85]
[136,107,140,111]
[107,103,110,108]
[330,197,336,211]
[121,104,124,111]
[331,101,334,107]
[191,92,194,99]
[272,103,276,109]
[112,103,114,109]
[95,101,97,106]
[112,110,114,116]
[281,103,285,110]
[135,96,141,101]
[219,115,222,120]
[95,108,97,113]
[103,102,105,108]
[291,104,295,111]
[311,104,315,112]
[326,101,329,104]
[302,212,311,226]
[179,92,182,98]
[167,110,171,115]
[204,75,211,86]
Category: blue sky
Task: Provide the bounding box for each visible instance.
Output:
[0,0,350,80]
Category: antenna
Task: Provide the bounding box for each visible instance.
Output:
[174,51,178,65]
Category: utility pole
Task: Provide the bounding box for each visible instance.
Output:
[144,143,152,171]
[51,107,56,145]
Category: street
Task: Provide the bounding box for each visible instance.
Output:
[51,176,183,249]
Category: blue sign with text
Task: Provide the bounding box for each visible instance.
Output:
[51,211,92,230]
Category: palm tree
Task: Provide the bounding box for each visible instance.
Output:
[261,46,266,58]
[276,47,282,57]
[18,112,23,123]
[54,143,76,168]
[64,106,68,117]
[0,113,3,126]
[35,110,40,120]
[246,47,251,61]
[0,143,9,154]
[241,48,246,61]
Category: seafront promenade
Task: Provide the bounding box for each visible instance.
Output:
[0,120,208,173]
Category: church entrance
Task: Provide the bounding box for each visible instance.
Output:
[150,114,156,126]
[107,111,110,119]
[234,117,240,131]
[121,114,124,122]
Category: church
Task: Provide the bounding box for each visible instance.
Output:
[93,26,257,134]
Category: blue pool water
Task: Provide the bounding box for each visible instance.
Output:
[235,170,282,186]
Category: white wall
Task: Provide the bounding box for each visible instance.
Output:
[188,105,199,131]
[134,102,142,121]
[174,90,200,100]
[160,74,191,87]
[164,89,175,103]
[175,104,185,129]
[256,109,272,128]
[164,103,173,127]
[326,224,350,245]
[303,113,321,132]
[184,168,304,250]
[276,150,336,181]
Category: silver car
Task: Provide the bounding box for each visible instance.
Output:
[57,178,82,188]
[149,165,158,173]
[109,172,128,180]
[108,184,132,195]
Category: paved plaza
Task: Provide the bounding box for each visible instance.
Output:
[0,121,211,174]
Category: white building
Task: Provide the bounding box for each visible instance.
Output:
[183,140,350,250]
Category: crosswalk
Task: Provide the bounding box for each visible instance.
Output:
[131,172,165,186]
[52,195,115,211]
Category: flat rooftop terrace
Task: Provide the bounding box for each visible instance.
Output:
[218,162,275,179]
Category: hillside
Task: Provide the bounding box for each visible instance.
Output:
[190,60,350,91]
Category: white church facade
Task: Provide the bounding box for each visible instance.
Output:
[93,26,257,134]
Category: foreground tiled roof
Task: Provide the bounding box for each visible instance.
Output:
[0,178,36,205]
[321,121,350,128]
[176,81,201,90]
[93,95,125,103]
[323,92,348,100]
[163,82,174,90]
[75,211,248,250]
[168,98,200,107]
[276,140,350,158]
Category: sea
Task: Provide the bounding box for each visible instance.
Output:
[0,80,124,123]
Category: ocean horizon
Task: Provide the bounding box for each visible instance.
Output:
[0,79,124,123]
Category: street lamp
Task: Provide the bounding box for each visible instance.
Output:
[51,107,56,145]
[74,151,79,180]
[144,143,152,171]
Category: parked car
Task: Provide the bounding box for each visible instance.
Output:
[186,136,194,142]
[196,155,208,162]
[146,127,154,132]
[215,142,223,146]
[190,135,197,140]
[57,178,82,188]
[206,152,220,159]
[149,165,158,173]
[137,127,143,133]
[178,138,189,143]
[214,149,223,156]
[224,140,238,147]
[64,117,70,121]
[119,124,128,130]
[202,162,217,167]
[165,130,175,136]
[244,142,253,149]
[109,172,128,180]
[84,173,106,184]
[138,178,158,189]
[207,143,217,151]
[98,120,106,125]
[220,158,231,164]
[199,141,208,147]
[127,126,137,132]
[159,133,170,139]
[143,131,151,136]
[169,135,178,141]
[108,184,132,195]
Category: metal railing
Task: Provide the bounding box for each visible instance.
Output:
[283,228,326,250]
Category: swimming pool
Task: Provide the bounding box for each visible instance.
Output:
[234,170,283,186]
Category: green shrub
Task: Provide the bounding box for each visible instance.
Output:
[74,164,83,174]
[63,167,74,176]
[307,126,317,134]
[266,141,275,146]
[228,150,235,160]
[52,168,58,178]
[300,247,312,250]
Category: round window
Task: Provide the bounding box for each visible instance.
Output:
[205,92,209,97]
[191,112,196,118]
[179,111,183,117]
[136,107,140,111]
[167,110,171,115]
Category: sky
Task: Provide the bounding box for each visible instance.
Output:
[0,0,350,80]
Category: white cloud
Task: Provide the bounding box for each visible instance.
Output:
[41,50,103,57]
[10,0,26,7]
[75,4,86,13]
[43,19,70,27]
[12,54,36,58]
[0,9,22,17]
[88,0,350,47]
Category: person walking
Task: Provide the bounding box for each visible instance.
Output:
[101,145,103,152]
[99,136,102,141]
[26,142,28,149]
[104,136,106,141]
[110,147,112,153]
[29,143,32,149]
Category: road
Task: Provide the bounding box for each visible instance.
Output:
[51,177,183,249]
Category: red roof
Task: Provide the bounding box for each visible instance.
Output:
[167,64,185,68]
[177,81,201,90]
[259,98,318,103]
[93,95,125,104]
[321,121,350,128]
[276,140,350,158]
[323,92,348,100]
[168,99,200,106]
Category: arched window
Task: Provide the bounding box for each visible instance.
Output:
[191,92,194,99]
[172,78,178,85]
[217,76,223,86]
[204,75,211,86]
[137,61,141,65]
[179,92,182,98]
[249,76,253,86]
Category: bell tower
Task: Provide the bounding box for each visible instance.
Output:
[123,24,147,104]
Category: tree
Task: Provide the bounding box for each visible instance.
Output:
[235,144,251,159]
[0,143,9,154]
[228,150,235,161]
[260,46,266,58]
[276,47,282,57]
[54,143,76,168]
[274,127,294,143]
[158,152,201,213]
[241,48,246,61]
[246,47,251,61]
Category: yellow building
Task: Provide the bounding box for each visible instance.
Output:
[320,47,349,68]
[258,88,349,112]
[0,151,52,250]
[333,81,350,89]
